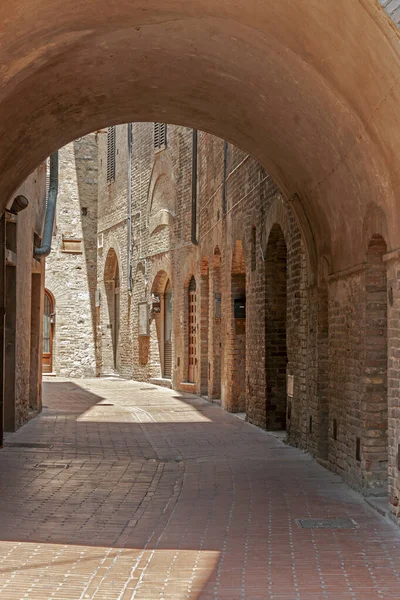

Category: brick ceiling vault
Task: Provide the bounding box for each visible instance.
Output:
[0,0,400,271]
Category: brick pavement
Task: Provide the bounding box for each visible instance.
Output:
[0,377,399,599]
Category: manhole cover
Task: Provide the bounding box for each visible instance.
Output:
[35,463,70,469]
[295,517,357,529]
[4,442,52,449]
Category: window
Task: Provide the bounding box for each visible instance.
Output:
[107,126,116,183]
[154,123,167,150]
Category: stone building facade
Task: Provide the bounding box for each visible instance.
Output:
[44,135,98,377]
[45,122,398,525]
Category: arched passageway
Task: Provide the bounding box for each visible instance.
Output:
[2,1,400,279]
[265,225,288,430]
[229,241,246,413]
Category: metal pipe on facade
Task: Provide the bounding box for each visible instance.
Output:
[34,152,58,259]
[191,128,198,245]
[127,123,133,292]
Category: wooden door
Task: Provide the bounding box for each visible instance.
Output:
[164,280,172,378]
[113,269,120,368]
[188,277,197,382]
[42,290,54,373]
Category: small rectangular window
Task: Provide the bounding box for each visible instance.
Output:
[333,418,338,441]
[154,123,167,150]
[107,126,116,183]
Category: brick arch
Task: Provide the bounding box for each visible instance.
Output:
[104,247,119,283]
[362,233,388,490]
[147,158,177,235]
[3,1,400,274]
[262,195,316,283]
[151,269,170,295]
[362,204,389,256]
[265,223,288,430]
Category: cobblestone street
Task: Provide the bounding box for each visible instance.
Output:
[0,378,398,599]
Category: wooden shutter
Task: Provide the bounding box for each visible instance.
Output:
[154,123,167,150]
[164,341,172,378]
[107,126,116,182]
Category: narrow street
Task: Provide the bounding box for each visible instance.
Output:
[0,378,398,599]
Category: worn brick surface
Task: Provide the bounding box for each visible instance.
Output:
[0,377,399,599]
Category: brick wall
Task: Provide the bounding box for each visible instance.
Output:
[48,121,399,519]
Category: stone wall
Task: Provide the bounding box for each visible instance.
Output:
[45,135,98,377]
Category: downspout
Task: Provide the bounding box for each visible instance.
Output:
[191,128,198,245]
[34,152,59,259]
[127,124,133,292]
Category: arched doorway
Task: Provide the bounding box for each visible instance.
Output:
[104,249,120,372]
[265,224,288,430]
[188,276,197,383]
[113,268,120,368]
[164,280,173,379]
[42,289,55,374]
[211,248,222,400]
[230,241,246,412]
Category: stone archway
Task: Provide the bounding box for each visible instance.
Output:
[2,2,400,281]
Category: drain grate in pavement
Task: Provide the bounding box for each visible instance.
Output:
[97,403,114,406]
[35,463,69,469]
[4,442,52,449]
[139,387,157,391]
[295,517,357,529]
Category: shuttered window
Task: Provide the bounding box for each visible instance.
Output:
[107,126,116,183]
[154,123,167,150]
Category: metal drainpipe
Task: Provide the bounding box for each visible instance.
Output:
[191,128,198,245]
[127,124,133,292]
[34,151,59,259]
